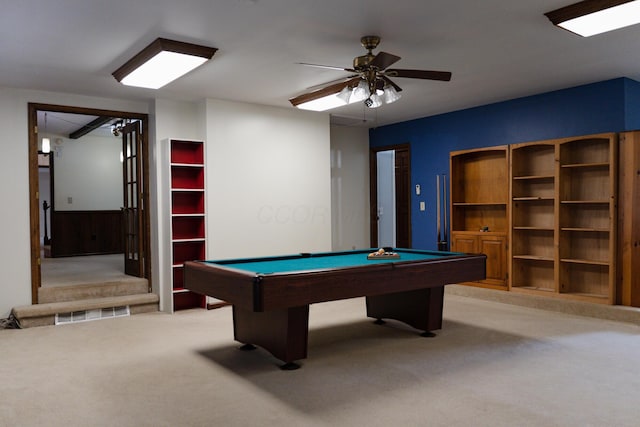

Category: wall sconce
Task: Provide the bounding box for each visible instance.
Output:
[545,0,640,37]
[112,38,217,89]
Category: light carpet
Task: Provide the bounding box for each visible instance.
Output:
[1,295,639,426]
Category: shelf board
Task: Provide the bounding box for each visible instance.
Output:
[512,226,554,231]
[172,238,205,243]
[452,202,507,206]
[512,197,554,201]
[561,227,609,233]
[171,163,204,168]
[172,213,205,218]
[451,230,507,235]
[171,188,205,192]
[560,200,610,204]
[172,288,192,294]
[561,162,609,169]
[513,255,554,262]
[560,258,609,266]
[511,285,554,292]
[512,175,554,180]
[560,291,608,300]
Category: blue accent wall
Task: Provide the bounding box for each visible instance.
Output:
[369,77,640,250]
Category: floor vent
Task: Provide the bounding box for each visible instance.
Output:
[55,306,130,325]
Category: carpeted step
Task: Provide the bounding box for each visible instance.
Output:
[38,278,149,303]
[11,293,159,328]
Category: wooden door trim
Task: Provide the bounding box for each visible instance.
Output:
[28,103,150,303]
[369,143,411,248]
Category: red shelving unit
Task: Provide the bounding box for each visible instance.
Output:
[169,139,206,310]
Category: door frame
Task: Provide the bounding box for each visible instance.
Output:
[369,143,411,248]
[28,103,150,303]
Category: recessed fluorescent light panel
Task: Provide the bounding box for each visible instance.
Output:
[545,0,640,37]
[296,94,348,111]
[112,38,217,89]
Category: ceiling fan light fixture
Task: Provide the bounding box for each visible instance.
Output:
[545,0,640,37]
[351,80,371,103]
[336,86,353,104]
[383,86,402,104]
[112,38,217,89]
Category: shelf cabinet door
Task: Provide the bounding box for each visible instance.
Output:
[478,234,507,285]
[451,234,478,253]
[451,232,507,288]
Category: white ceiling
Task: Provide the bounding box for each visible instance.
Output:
[4,0,640,130]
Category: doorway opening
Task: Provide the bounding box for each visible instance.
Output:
[28,103,150,304]
[369,144,411,248]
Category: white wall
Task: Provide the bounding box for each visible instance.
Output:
[51,134,122,211]
[204,99,332,259]
[0,86,148,317]
[330,125,371,250]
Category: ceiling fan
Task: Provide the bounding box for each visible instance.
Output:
[289,36,452,111]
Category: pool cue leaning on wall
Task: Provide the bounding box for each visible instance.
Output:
[436,174,448,251]
[436,175,441,248]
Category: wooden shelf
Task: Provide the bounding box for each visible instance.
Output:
[513,226,554,231]
[513,175,554,180]
[561,162,609,169]
[561,200,609,204]
[561,227,608,232]
[512,197,554,201]
[513,255,553,262]
[561,258,609,266]
[452,202,507,206]
[511,286,554,293]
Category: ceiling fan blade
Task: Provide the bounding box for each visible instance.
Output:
[289,77,361,107]
[385,69,452,81]
[382,76,403,92]
[369,52,401,70]
[297,62,357,73]
[306,74,359,91]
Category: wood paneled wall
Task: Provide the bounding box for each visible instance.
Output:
[51,210,123,257]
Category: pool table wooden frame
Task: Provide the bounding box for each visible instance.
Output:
[184,249,486,369]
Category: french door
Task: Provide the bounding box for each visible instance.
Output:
[122,121,144,277]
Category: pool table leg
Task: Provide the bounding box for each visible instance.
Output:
[232,305,309,369]
[366,285,445,335]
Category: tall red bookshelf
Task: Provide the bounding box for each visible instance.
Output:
[169,139,206,310]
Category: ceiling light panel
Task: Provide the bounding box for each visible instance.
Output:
[113,38,217,89]
[546,0,640,37]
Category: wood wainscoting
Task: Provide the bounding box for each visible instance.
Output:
[51,210,123,257]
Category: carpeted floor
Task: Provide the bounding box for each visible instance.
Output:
[1,294,639,426]
[40,254,140,287]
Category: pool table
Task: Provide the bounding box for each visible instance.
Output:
[184,248,486,369]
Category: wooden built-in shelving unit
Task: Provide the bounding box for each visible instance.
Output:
[557,135,616,303]
[508,133,617,304]
[450,146,509,289]
[451,133,619,304]
[509,141,557,294]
